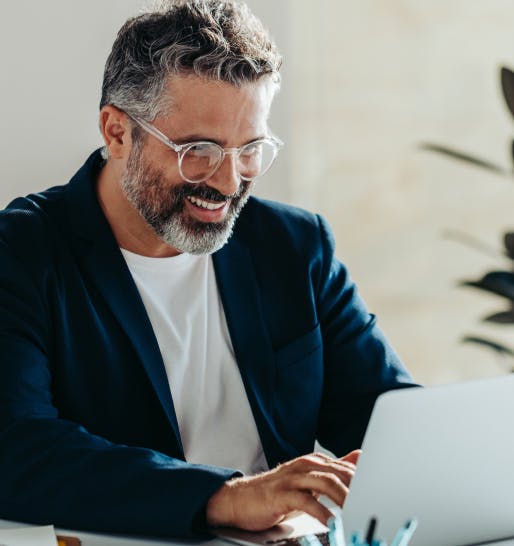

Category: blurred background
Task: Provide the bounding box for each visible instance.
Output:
[2,0,514,385]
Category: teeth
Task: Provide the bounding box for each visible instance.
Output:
[187,196,225,211]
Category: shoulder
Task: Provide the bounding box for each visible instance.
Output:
[234,196,335,253]
[0,185,68,261]
[239,196,319,227]
[0,150,104,252]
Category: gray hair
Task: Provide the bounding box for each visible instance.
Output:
[100,0,282,123]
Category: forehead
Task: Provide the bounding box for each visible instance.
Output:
[158,75,275,140]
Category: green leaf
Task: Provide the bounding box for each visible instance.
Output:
[419,143,508,175]
[459,271,514,301]
[501,66,514,119]
[443,229,504,260]
[504,232,514,260]
[461,335,514,356]
[483,310,514,324]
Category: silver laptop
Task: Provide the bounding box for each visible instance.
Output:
[342,374,514,546]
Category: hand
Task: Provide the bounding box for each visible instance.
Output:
[206,450,361,531]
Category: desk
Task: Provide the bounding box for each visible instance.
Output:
[0,519,222,546]
[1,519,514,546]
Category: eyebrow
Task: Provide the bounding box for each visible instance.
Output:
[172,133,268,146]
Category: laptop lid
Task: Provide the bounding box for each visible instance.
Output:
[342,375,514,546]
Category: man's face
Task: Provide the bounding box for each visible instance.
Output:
[120,76,275,255]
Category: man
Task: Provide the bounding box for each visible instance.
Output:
[0,0,414,539]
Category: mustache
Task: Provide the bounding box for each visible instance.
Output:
[172,181,249,203]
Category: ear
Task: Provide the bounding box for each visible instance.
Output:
[99,105,133,159]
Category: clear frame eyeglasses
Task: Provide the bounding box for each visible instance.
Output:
[129,114,283,184]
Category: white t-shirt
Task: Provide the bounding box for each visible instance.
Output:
[121,249,268,475]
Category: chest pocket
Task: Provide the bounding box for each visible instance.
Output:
[275,323,322,368]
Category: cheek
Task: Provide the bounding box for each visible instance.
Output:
[133,147,181,188]
[149,147,183,181]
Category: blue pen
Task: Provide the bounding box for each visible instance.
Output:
[327,515,345,546]
[350,531,362,546]
[390,519,418,546]
[298,534,324,546]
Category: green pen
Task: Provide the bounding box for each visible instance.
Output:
[327,515,345,546]
[298,535,324,546]
[390,519,418,546]
[350,531,362,546]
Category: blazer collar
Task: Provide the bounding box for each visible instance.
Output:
[213,230,295,468]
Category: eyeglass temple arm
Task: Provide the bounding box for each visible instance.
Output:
[129,114,183,152]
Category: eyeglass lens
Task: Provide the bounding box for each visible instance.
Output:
[180,141,276,182]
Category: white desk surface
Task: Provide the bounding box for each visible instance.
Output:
[1,519,514,546]
[0,519,223,546]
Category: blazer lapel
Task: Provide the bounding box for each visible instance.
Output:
[64,151,184,456]
[82,242,183,454]
[213,239,287,467]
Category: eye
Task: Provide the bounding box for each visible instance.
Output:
[186,142,216,158]
[240,142,262,157]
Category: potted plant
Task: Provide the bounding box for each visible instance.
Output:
[421,67,514,371]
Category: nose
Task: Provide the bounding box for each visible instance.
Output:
[205,152,241,197]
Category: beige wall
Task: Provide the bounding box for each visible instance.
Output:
[288,1,514,384]
[2,1,514,385]
[0,0,143,201]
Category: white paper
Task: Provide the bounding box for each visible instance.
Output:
[0,525,57,546]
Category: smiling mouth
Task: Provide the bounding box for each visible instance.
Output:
[186,195,227,211]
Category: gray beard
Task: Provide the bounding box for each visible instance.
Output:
[153,203,243,255]
[120,143,252,255]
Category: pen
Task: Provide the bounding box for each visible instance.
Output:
[350,531,362,546]
[327,515,345,546]
[298,534,324,546]
[390,519,418,546]
[365,517,377,546]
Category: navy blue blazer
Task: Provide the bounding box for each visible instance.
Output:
[0,150,413,537]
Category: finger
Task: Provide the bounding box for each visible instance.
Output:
[286,491,334,527]
[290,455,356,487]
[313,451,357,466]
[340,449,361,465]
[319,463,354,488]
[310,452,359,474]
[294,453,355,473]
[290,471,348,507]
[280,509,304,522]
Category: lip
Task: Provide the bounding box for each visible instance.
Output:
[184,196,230,222]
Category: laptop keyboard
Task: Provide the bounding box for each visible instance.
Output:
[263,532,330,546]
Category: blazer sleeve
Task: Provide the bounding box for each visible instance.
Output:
[0,240,237,538]
[314,215,417,456]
